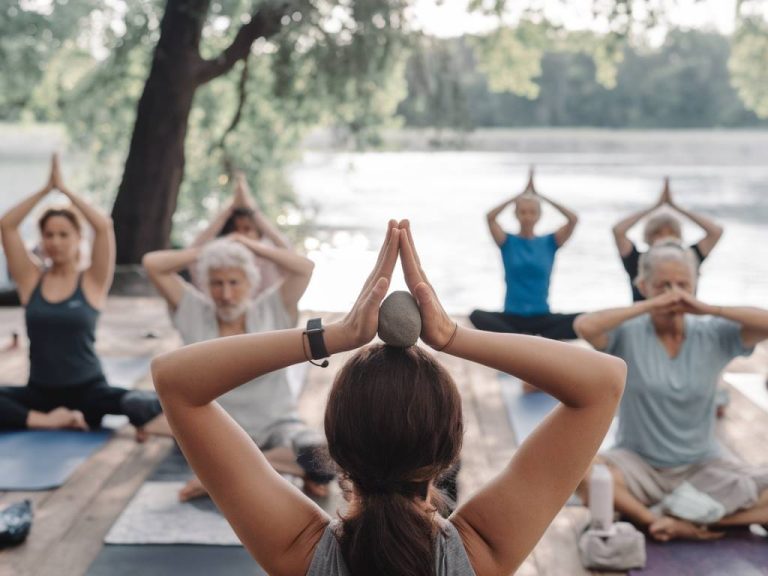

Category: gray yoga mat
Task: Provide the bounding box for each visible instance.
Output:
[104,446,242,545]
[86,545,266,576]
[104,481,242,545]
[0,429,112,490]
[499,374,617,449]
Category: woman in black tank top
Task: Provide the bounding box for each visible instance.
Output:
[0,154,164,435]
[153,220,626,576]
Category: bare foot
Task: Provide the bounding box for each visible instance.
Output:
[135,427,148,443]
[28,407,89,431]
[179,476,208,502]
[649,516,725,542]
[304,479,331,498]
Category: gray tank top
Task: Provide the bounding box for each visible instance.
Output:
[306,520,476,576]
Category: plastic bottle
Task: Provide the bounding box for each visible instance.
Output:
[589,463,614,530]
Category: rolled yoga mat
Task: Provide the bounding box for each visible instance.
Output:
[628,528,768,576]
[0,429,112,490]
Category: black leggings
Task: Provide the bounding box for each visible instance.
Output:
[469,310,581,341]
[0,376,162,430]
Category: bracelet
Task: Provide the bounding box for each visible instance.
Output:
[435,323,459,352]
[303,318,329,368]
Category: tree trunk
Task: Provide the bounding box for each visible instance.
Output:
[112,0,209,264]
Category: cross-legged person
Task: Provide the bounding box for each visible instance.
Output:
[143,235,333,500]
[151,219,626,576]
[575,241,768,541]
[470,168,582,341]
[0,154,165,437]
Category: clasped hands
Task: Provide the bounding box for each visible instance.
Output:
[334,219,455,353]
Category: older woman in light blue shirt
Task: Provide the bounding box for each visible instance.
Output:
[576,241,768,542]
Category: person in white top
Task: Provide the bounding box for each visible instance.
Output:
[143,235,333,501]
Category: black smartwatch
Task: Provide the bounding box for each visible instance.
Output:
[305,318,329,366]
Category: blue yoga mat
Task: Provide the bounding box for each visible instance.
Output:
[629,529,768,576]
[499,375,617,449]
[0,429,112,490]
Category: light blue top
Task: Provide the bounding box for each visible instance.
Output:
[501,232,558,316]
[605,315,753,468]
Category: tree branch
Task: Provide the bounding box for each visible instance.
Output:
[196,1,295,85]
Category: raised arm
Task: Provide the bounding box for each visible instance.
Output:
[235,173,291,249]
[151,222,401,576]
[190,203,235,248]
[142,247,201,310]
[231,234,313,323]
[486,195,517,247]
[675,291,768,349]
[612,184,665,257]
[396,220,625,576]
[666,187,723,257]
[538,192,579,247]
[52,155,115,304]
[0,161,54,302]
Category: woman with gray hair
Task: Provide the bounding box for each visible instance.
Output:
[143,234,332,500]
[575,241,768,541]
[612,177,723,302]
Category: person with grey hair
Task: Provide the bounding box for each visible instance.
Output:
[143,235,333,500]
[612,177,723,302]
[574,241,768,542]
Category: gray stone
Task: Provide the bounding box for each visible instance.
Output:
[378,290,422,347]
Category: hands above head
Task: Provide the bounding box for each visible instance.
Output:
[334,220,400,351]
[656,177,674,208]
[397,220,456,350]
[48,153,68,194]
[524,166,536,194]
[233,171,257,210]
[332,219,456,353]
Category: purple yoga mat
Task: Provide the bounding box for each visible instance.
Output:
[629,530,768,576]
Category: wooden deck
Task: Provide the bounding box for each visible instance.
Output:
[1,298,767,575]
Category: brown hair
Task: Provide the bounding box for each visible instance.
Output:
[324,344,463,576]
[38,207,82,235]
[219,207,258,237]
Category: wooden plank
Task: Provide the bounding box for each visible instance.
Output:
[34,437,173,576]
[0,432,142,575]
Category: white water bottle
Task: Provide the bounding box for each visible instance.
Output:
[589,464,614,530]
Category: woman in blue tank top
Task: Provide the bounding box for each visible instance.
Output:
[470,168,583,341]
[0,154,165,436]
[153,220,625,576]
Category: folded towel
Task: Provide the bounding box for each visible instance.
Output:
[579,522,646,571]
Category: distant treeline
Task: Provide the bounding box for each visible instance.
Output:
[397,30,768,129]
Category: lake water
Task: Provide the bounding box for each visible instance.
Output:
[2,127,767,315]
[290,130,768,314]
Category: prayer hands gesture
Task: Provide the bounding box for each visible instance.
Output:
[656,177,674,208]
[233,171,258,210]
[337,219,455,352]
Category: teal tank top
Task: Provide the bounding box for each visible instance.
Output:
[25,274,103,388]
